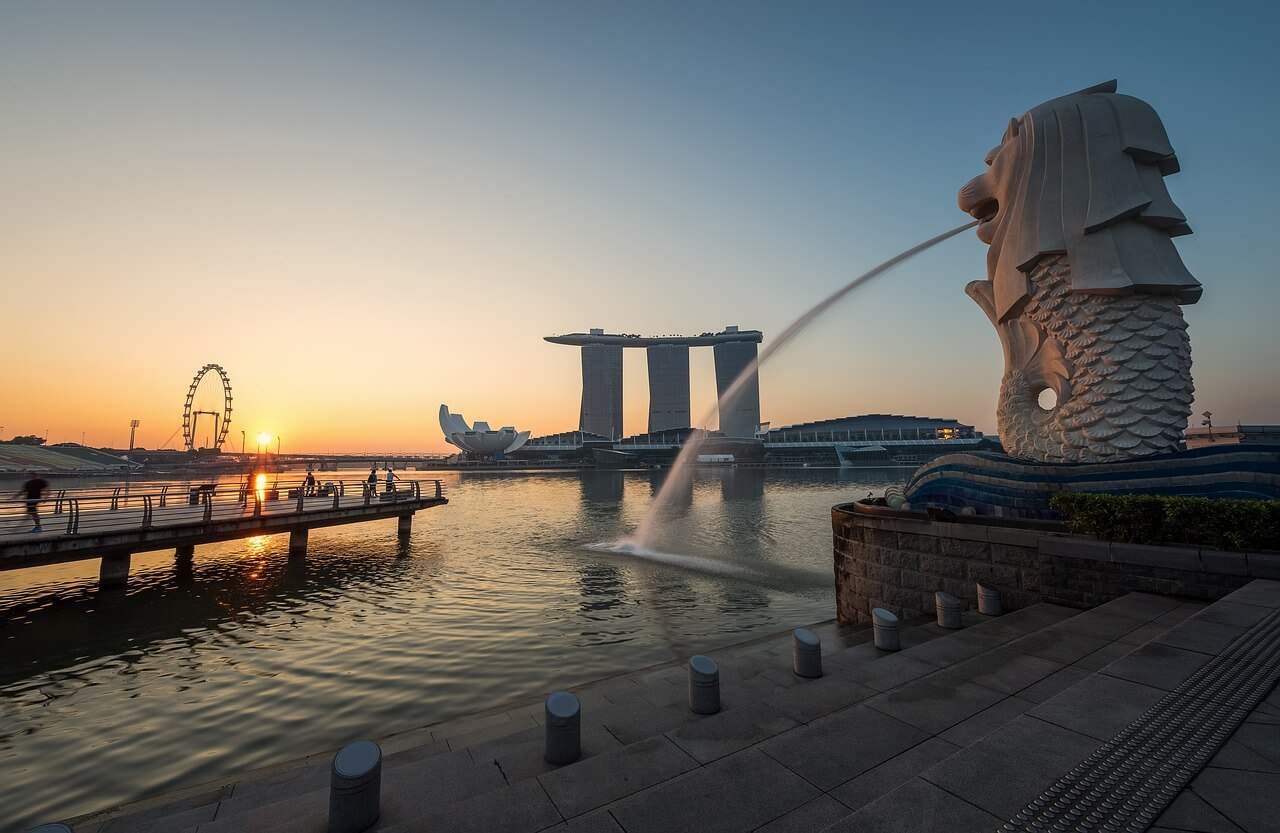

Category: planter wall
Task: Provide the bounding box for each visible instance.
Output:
[831,502,1275,625]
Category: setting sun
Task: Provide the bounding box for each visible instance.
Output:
[256,432,272,447]
[254,473,266,490]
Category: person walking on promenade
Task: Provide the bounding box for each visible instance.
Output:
[16,472,49,533]
[305,468,316,497]
[385,467,398,494]
[367,466,378,496]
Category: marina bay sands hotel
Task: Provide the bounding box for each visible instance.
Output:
[544,326,762,440]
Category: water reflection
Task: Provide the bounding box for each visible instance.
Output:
[720,467,766,501]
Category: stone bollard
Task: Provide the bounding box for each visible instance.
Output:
[977,583,1003,616]
[935,591,962,629]
[872,608,901,651]
[328,740,382,833]
[544,691,581,764]
[688,655,721,715]
[28,825,73,833]
[792,628,822,678]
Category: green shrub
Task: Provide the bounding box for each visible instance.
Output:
[1049,492,1280,552]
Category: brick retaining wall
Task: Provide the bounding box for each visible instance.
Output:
[831,503,1277,625]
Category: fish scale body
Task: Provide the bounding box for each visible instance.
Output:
[995,255,1193,463]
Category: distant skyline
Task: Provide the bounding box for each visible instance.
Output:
[3,2,1278,452]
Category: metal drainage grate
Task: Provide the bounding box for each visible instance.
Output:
[999,607,1280,833]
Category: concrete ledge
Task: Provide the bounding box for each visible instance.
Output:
[833,502,1261,626]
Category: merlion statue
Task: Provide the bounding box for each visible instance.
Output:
[958,80,1201,463]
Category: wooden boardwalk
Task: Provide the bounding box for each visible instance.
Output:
[0,478,447,583]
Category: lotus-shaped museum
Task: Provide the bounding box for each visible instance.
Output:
[439,405,530,456]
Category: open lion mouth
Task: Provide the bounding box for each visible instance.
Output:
[969,198,999,224]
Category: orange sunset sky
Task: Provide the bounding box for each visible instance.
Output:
[3,5,1278,453]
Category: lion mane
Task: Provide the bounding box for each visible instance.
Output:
[985,80,1202,323]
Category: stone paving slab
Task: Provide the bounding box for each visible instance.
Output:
[595,701,692,745]
[937,695,1034,747]
[1151,789,1245,833]
[1153,600,1208,627]
[932,647,1063,695]
[760,705,930,790]
[1194,599,1275,628]
[824,777,1002,833]
[90,786,230,833]
[826,646,938,691]
[542,810,625,832]
[1016,665,1091,703]
[1027,673,1167,740]
[1183,766,1280,833]
[1007,626,1111,665]
[920,715,1101,821]
[1155,617,1249,655]
[98,800,219,832]
[381,778,561,833]
[606,748,819,833]
[1213,720,1280,771]
[827,737,959,812]
[753,795,850,833]
[1091,591,1185,622]
[469,720,623,783]
[538,735,697,818]
[1099,641,1214,691]
[759,672,877,722]
[664,700,798,764]
[1221,579,1280,609]
[1072,639,1138,671]
[1055,608,1150,640]
[865,678,1006,734]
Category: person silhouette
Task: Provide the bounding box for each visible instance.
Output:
[16,472,49,533]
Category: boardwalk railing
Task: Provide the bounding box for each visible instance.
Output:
[0,477,446,538]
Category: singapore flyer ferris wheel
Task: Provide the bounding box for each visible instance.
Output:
[182,363,234,452]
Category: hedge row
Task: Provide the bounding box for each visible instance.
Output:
[1049,492,1280,552]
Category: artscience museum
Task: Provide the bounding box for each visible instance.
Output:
[439,405,530,457]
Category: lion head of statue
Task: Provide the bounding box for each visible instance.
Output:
[957,80,1202,323]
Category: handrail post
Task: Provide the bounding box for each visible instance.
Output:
[54,489,65,515]
[160,485,169,508]
[110,486,121,511]
[253,493,262,517]
[364,483,371,506]
[142,495,153,530]
[413,481,421,500]
[435,480,442,499]
[202,492,213,523]
[332,488,340,509]
[68,499,79,534]
[296,488,305,513]
[339,481,345,497]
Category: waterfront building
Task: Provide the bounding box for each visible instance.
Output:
[439,405,531,458]
[545,326,764,438]
[509,413,993,467]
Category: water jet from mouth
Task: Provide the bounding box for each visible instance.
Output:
[621,220,979,554]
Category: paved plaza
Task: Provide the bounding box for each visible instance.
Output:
[72,581,1280,833]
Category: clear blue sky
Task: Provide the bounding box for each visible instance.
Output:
[2,1,1276,449]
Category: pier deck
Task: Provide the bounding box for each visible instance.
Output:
[0,478,447,578]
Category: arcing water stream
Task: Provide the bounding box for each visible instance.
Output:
[592,220,979,572]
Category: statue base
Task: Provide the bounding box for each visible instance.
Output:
[904,444,1280,520]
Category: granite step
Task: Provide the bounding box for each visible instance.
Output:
[820,581,1280,833]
